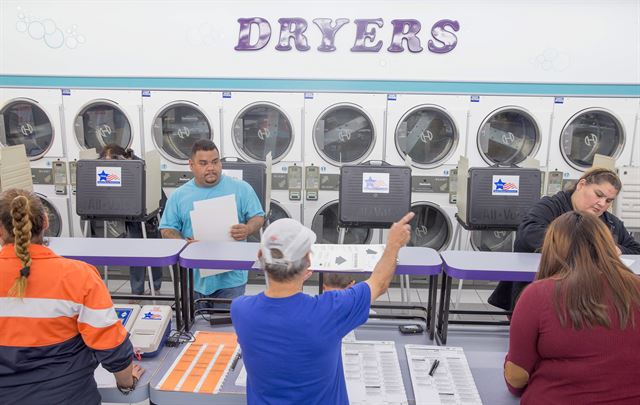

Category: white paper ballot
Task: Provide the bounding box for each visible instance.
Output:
[621,258,635,268]
[235,365,247,387]
[190,194,238,277]
[311,244,385,272]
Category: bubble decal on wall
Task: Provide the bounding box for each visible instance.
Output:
[187,23,225,46]
[15,7,85,49]
[531,48,570,72]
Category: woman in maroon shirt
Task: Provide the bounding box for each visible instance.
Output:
[505,211,640,404]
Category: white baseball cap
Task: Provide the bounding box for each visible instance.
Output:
[260,218,316,265]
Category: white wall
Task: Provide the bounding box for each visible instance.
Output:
[1,0,638,85]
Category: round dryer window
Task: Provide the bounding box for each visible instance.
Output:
[311,201,371,244]
[313,105,375,165]
[395,106,458,168]
[74,102,132,154]
[153,103,212,163]
[408,202,452,251]
[232,104,293,162]
[0,100,54,160]
[470,230,514,252]
[248,201,292,242]
[560,110,624,170]
[477,108,540,166]
[37,195,62,237]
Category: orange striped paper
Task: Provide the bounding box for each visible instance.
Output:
[157,331,239,394]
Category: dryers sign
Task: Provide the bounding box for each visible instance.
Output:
[492,175,519,196]
[235,18,459,54]
[96,167,122,187]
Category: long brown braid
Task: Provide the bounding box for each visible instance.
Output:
[0,189,46,298]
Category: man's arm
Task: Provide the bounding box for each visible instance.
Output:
[230,215,265,241]
[365,212,413,304]
[616,220,640,254]
[161,228,185,240]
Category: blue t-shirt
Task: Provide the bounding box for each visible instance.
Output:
[231,282,372,405]
[159,176,264,294]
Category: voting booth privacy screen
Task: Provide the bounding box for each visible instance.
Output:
[339,164,412,227]
[76,160,146,220]
[463,167,541,230]
[222,160,267,211]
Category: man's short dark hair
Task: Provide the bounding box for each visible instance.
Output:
[323,273,356,289]
[191,140,219,157]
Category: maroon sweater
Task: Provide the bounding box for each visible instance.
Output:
[506,278,640,404]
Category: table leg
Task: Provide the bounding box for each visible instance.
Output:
[171,264,182,331]
[180,266,190,332]
[436,274,453,345]
[189,268,196,330]
[318,272,324,294]
[428,274,438,341]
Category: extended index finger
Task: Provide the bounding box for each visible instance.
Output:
[396,211,415,225]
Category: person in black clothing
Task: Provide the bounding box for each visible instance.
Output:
[99,144,167,296]
[488,168,640,311]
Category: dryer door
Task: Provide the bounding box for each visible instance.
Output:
[560,110,624,170]
[37,194,62,237]
[477,108,540,166]
[408,202,452,251]
[233,104,293,163]
[396,106,458,168]
[313,105,375,165]
[312,201,371,244]
[74,101,132,154]
[0,100,54,160]
[153,103,212,164]
[470,230,514,252]
[248,201,291,242]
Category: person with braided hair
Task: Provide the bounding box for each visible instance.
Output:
[0,188,143,404]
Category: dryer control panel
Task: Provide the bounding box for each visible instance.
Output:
[305,165,320,201]
[52,160,67,195]
[287,165,302,201]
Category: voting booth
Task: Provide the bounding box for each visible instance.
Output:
[75,157,161,221]
[222,159,267,211]
[339,162,412,228]
[457,161,541,230]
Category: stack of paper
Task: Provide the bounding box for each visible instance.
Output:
[405,345,481,405]
[190,194,238,277]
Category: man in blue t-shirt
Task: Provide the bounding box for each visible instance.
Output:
[159,140,265,305]
[231,213,414,405]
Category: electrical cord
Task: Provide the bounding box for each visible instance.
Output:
[165,329,195,347]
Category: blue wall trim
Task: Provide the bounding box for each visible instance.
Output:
[1,75,639,97]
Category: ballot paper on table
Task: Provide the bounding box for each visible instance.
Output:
[190,194,238,277]
[310,244,386,272]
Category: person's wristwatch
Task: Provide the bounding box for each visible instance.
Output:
[117,376,139,395]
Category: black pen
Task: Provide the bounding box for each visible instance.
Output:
[428,359,440,377]
[231,350,242,371]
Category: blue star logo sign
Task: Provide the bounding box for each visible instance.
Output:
[494,178,505,190]
[365,176,376,189]
[98,170,109,182]
[143,312,154,319]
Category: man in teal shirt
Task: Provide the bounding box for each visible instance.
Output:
[159,140,265,305]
